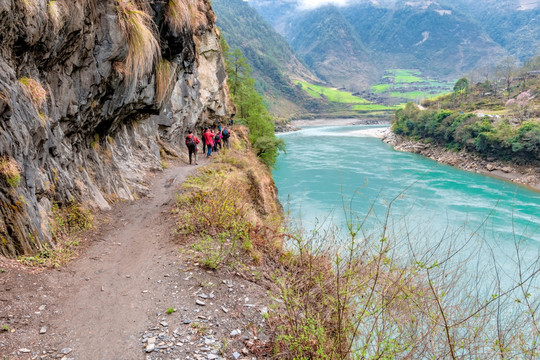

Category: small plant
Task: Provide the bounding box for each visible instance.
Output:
[190,321,208,335]
[18,77,47,109]
[166,307,175,314]
[91,133,100,151]
[115,0,160,83]
[161,160,169,169]
[0,156,21,187]
[1,325,9,332]
[50,201,93,240]
[0,268,5,273]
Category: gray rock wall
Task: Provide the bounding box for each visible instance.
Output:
[0,0,232,257]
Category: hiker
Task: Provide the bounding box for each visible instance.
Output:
[201,127,208,154]
[185,130,200,165]
[221,126,231,148]
[213,127,222,152]
[203,128,215,157]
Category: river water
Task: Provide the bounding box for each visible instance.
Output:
[274,125,540,287]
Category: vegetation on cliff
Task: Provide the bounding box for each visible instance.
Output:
[220,37,285,167]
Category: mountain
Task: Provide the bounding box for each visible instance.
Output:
[212,0,323,119]
[249,0,510,89]
[440,0,540,61]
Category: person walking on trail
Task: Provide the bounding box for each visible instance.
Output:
[213,128,222,152]
[203,128,215,157]
[201,127,208,154]
[221,126,231,148]
[185,130,200,165]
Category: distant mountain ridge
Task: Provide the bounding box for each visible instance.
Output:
[249,0,510,89]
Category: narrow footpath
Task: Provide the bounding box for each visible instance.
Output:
[0,158,271,360]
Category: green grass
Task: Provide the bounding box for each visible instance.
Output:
[294,80,369,104]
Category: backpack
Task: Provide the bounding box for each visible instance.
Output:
[214,133,221,142]
[186,136,196,149]
[222,128,230,138]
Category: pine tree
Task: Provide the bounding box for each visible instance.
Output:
[220,34,285,167]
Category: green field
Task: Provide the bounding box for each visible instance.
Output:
[383,69,424,83]
[372,69,454,101]
[294,80,370,104]
[352,104,400,111]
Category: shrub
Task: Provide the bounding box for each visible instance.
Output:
[115,0,160,83]
[0,156,21,187]
[18,77,47,109]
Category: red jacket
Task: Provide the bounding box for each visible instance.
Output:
[185,134,199,150]
[203,131,215,147]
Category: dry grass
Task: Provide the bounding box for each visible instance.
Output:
[18,77,47,109]
[115,0,160,83]
[0,156,21,188]
[166,0,192,32]
[47,0,64,30]
[155,59,176,106]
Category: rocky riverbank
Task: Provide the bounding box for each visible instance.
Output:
[382,129,540,191]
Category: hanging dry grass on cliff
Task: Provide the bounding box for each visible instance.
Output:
[155,59,177,106]
[47,0,64,31]
[115,0,160,83]
[18,77,47,109]
[166,0,192,31]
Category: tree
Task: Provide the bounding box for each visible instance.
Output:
[497,56,517,96]
[220,34,285,167]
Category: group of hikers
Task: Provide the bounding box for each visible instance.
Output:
[184,125,231,165]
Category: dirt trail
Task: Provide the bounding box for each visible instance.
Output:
[44,161,200,358]
[1,157,272,360]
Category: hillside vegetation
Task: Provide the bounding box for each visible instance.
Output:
[392,57,540,164]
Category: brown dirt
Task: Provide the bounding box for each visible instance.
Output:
[0,157,272,360]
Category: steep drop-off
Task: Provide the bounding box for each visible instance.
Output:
[0,0,232,257]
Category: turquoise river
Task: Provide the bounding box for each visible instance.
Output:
[274,125,540,288]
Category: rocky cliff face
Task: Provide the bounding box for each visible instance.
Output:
[0,0,232,257]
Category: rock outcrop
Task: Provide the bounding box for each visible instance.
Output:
[0,0,232,257]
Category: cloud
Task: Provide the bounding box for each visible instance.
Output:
[297,0,351,10]
[294,0,384,10]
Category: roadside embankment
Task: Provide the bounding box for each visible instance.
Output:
[381,129,540,191]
